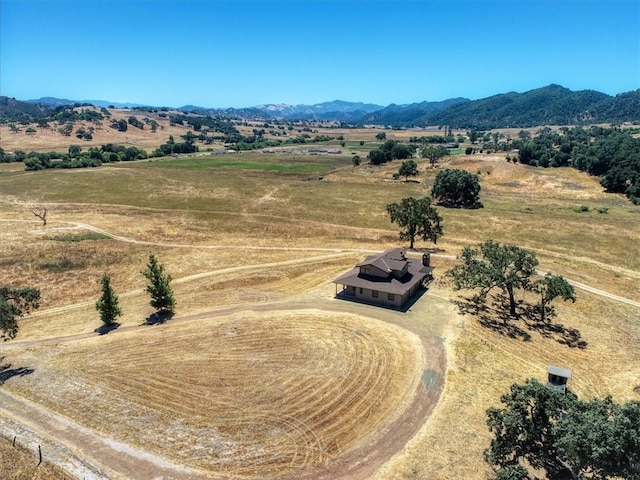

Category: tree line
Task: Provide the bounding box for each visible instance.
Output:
[515,126,640,204]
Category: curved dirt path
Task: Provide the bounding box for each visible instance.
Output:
[11,217,638,308]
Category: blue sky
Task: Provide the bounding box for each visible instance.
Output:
[1,0,638,108]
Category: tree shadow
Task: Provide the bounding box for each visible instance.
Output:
[435,201,484,210]
[0,357,34,385]
[453,294,587,348]
[522,313,588,349]
[94,323,120,335]
[453,296,532,341]
[143,311,174,326]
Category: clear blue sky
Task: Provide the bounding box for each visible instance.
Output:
[1,0,638,108]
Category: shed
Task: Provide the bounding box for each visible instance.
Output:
[547,365,572,393]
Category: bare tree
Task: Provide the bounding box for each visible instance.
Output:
[31,207,47,226]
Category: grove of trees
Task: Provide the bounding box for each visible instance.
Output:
[368,140,416,165]
[513,126,640,204]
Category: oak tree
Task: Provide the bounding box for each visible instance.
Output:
[486,379,640,480]
[422,145,449,167]
[431,168,482,208]
[397,159,418,181]
[386,196,443,249]
[0,287,41,340]
[447,241,538,316]
[531,273,576,323]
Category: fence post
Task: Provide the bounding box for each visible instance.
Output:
[38,444,42,466]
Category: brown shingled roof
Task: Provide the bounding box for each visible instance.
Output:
[356,248,407,274]
[334,250,428,295]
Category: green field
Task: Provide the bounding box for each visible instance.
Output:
[147,152,351,174]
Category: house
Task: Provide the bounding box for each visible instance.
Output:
[333,248,433,308]
[546,365,572,393]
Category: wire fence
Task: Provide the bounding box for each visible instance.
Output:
[0,433,79,480]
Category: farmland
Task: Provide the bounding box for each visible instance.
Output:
[0,119,639,479]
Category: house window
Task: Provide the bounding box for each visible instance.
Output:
[388,293,395,301]
[372,290,378,298]
[359,288,363,294]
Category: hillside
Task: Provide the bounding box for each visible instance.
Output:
[427,85,612,128]
[366,85,640,128]
[361,97,469,125]
[0,96,51,122]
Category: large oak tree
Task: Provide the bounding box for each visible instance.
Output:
[486,379,640,480]
[447,241,538,316]
[431,168,482,208]
[386,196,443,249]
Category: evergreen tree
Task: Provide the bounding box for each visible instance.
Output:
[95,274,122,326]
[141,254,176,314]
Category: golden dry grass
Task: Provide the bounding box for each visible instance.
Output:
[0,436,76,480]
[5,311,423,477]
[0,135,639,479]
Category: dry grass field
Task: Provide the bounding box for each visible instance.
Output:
[1,123,639,479]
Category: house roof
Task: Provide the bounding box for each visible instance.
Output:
[356,248,407,274]
[547,365,572,379]
[334,250,428,295]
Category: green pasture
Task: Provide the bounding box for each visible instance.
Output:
[146,153,350,174]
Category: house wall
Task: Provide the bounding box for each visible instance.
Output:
[341,285,405,308]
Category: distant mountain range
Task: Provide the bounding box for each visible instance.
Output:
[254,100,384,122]
[3,84,638,128]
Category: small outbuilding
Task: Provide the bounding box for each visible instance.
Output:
[333,248,433,308]
[547,365,572,393]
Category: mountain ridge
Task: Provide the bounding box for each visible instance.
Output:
[5,84,638,127]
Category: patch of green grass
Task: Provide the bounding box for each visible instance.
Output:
[146,155,350,174]
[45,232,110,242]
